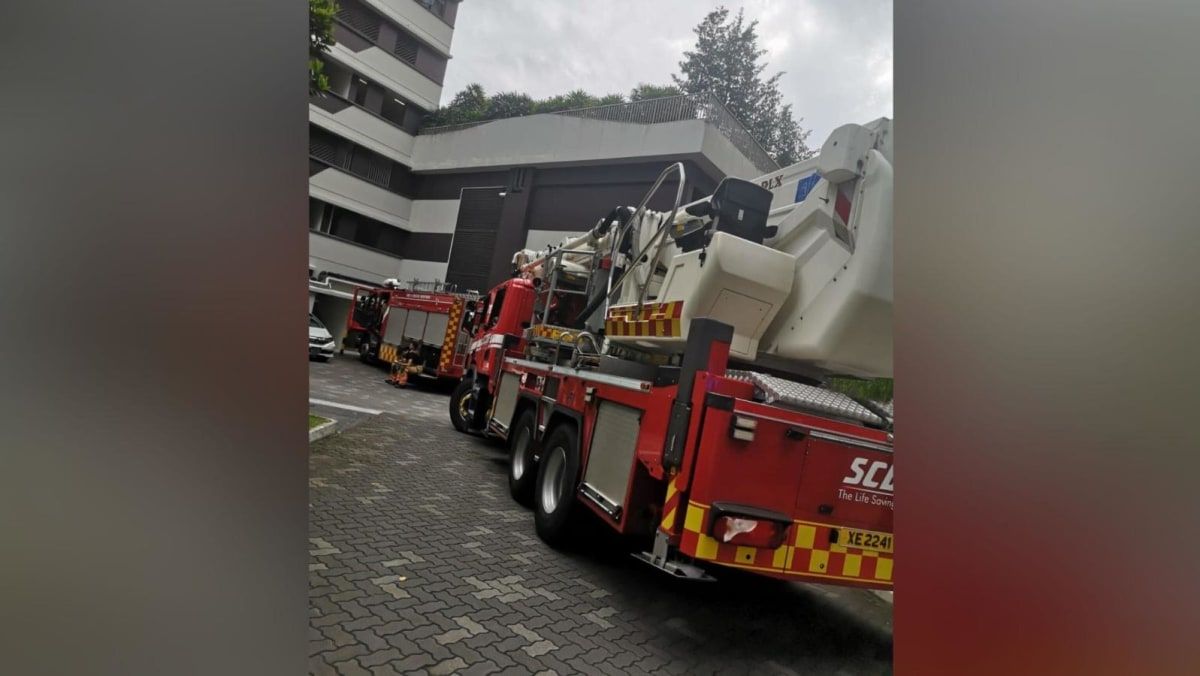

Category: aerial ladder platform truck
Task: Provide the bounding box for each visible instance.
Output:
[450,119,894,588]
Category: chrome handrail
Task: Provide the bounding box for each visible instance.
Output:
[603,162,687,318]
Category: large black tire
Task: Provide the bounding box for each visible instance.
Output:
[507,409,539,507]
[449,378,474,433]
[533,423,582,547]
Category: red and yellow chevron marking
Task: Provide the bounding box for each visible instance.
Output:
[530,324,579,343]
[379,343,398,365]
[659,473,685,534]
[678,501,893,587]
[438,299,464,370]
[604,301,684,338]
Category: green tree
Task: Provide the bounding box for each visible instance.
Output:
[531,93,572,114]
[595,93,626,106]
[309,0,337,95]
[449,83,489,119]
[486,92,535,119]
[673,6,811,165]
[427,82,488,125]
[629,83,683,101]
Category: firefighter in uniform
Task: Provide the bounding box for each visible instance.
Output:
[388,339,423,388]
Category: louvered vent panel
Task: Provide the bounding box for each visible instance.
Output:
[354,149,392,187]
[337,0,380,42]
[393,31,418,64]
[445,188,504,291]
[308,128,340,166]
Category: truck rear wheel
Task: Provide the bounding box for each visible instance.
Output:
[507,409,538,507]
[534,423,581,547]
[449,379,474,433]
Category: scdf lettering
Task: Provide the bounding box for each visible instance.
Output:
[843,458,893,492]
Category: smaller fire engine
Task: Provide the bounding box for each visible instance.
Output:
[451,119,895,589]
[346,280,477,383]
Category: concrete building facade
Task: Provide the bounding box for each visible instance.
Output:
[404,103,777,292]
[307,0,461,347]
[307,2,777,347]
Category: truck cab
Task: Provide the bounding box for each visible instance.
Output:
[449,277,537,432]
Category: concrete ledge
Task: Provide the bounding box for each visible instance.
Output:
[871,590,894,604]
[309,419,339,443]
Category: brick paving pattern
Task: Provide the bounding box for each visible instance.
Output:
[309,357,893,675]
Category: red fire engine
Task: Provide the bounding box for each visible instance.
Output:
[451,119,894,588]
[346,281,477,383]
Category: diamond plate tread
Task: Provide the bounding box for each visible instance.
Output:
[726,370,887,426]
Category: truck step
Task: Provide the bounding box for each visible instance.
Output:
[630,551,716,581]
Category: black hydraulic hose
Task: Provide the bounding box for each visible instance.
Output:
[574,270,614,326]
[572,206,634,325]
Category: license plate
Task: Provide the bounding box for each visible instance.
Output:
[837,528,894,553]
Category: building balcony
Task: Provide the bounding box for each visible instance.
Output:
[367,0,455,56]
[309,164,414,228]
[309,231,402,285]
[332,0,449,108]
[309,93,416,164]
[330,41,441,112]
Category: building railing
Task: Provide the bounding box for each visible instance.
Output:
[418,93,779,172]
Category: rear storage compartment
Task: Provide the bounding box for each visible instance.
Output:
[677,389,893,588]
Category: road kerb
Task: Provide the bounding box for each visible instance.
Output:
[309,418,339,443]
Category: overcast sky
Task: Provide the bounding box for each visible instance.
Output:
[441,0,892,145]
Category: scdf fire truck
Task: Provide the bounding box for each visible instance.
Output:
[451,119,894,588]
[346,281,477,382]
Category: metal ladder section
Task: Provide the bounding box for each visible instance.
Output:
[527,245,603,365]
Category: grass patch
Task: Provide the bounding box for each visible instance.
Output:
[308,414,331,430]
[826,377,894,402]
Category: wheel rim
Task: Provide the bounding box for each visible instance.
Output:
[457,391,472,422]
[511,427,531,480]
[540,445,567,514]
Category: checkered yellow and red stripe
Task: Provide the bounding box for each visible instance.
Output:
[379,343,398,365]
[529,324,579,343]
[438,299,464,370]
[659,473,685,534]
[604,301,684,338]
[678,501,893,587]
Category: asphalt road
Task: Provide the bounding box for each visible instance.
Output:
[308,355,893,675]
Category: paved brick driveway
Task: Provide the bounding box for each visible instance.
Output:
[309,357,893,675]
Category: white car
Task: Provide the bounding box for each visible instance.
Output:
[309,314,336,362]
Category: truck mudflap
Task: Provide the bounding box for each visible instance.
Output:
[673,388,894,589]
